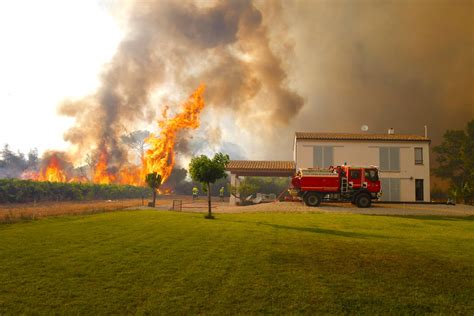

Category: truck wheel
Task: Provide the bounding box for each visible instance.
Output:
[304,192,321,207]
[355,193,371,208]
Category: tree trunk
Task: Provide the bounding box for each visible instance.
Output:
[152,189,157,207]
[207,182,212,218]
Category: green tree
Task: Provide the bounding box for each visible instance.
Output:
[189,153,230,219]
[145,172,162,207]
[433,120,474,204]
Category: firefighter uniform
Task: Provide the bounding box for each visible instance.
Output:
[219,186,225,201]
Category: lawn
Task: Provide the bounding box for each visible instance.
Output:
[0,210,473,314]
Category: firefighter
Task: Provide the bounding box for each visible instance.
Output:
[192,186,199,200]
[219,186,225,202]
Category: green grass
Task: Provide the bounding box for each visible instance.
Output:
[0,211,473,314]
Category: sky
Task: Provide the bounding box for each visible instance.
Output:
[0,1,122,154]
[0,0,472,164]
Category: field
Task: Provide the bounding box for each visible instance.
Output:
[0,209,473,314]
[0,199,146,223]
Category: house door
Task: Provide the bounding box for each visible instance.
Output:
[415,179,424,201]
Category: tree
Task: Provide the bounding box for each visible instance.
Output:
[433,120,474,204]
[189,153,230,219]
[145,172,162,207]
[121,130,150,160]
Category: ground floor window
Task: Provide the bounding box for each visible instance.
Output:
[380,178,400,201]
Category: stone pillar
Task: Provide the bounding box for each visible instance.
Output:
[229,173,240,205]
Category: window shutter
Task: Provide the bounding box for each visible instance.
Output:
[415,148,423,164]
[390,148,400,171]
[380,178,390,201]
[323,147,334,168]
[390,178,401,201]
[313,146,323,168]
[379,147,389,170]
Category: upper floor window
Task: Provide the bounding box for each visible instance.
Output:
[313,146,333,168]
[379,147,400,171]
[415,147,423,165]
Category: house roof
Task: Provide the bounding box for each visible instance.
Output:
[295,132,430,142]
[226,160,296,177]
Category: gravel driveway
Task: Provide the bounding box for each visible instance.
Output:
[150,197,474,216]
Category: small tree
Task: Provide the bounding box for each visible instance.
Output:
[189,153,230,219]
[145,172,162,207]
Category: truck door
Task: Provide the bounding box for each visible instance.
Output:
[348,169,362,189]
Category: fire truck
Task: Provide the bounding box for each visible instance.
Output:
[290,165,381,208]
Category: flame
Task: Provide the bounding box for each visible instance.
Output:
[118,165,143,186]
[68,176,89,183]
[93,150,116,184]
[143,84,205,183]
[37,154,67,182]
[158,188,173,195]
[23,85,206,187]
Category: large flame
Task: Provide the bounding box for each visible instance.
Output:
[25,85,206,186]
[93,150,116,184]
[142,84,205,183]
[37,154,67,183]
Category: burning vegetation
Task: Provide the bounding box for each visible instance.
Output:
[22,85,206,186]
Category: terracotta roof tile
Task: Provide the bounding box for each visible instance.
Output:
[295,132,430,142]
[226,160,295,171]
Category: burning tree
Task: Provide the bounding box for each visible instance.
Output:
[143,84,206,185]
[189,153,229,219]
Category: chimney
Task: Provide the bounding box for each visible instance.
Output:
[388,128,395,135]
[424,125,428,138]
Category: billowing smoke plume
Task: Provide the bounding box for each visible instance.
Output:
[59,0,303,166]
[58,0,472,165]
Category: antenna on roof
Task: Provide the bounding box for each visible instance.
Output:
[361,125,369,132]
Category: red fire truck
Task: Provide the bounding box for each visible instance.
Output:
[290,165,381,208]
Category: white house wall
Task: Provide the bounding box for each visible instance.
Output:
[295,139,430,202]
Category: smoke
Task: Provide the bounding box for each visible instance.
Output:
[272,0,473,157]
[58,0,472,164]
[58,0,303,166]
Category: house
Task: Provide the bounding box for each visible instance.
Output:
[293,131,431,202]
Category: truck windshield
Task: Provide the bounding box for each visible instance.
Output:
[364,169,379,181]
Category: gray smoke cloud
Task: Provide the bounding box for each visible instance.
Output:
[262,0,473,160]
[58,0,303,166]
[58,0,472,165]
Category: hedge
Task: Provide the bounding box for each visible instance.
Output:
[0,179,151,204]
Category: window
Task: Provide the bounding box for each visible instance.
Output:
[350,169,361,179]
[313,146,333,168]
[415,147,423,165]
[380,178,401,201]
[379,147,400,171]
[364,169,379,181]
